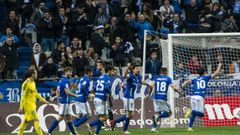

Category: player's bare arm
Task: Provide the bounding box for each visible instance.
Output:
[211,63,222,78]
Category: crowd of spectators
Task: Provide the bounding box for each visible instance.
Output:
[0,0,239,79]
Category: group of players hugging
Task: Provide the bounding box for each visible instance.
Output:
[17,60,222,135]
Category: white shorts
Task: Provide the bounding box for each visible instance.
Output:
[94,98,108,115]
[123,98,134,111]
[58,103,73,116]
[75,101,91,115]
[190,95,204,113]
[153,100,171,113]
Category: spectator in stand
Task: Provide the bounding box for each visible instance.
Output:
[211,2,224,32]
[163,13,183,33]
[0,27,19,45]
[64,46,73,67]
[183,0,201,33]
[0,47,6,79]
[229,57,240,74]
[51,41,65,66]
[37,9,55,52]
[222,14,239,32]
[105,16,121,45]
[145,35,161,57]
[159,0,175,15]
[203,0,213,9]
[119,13,136,44]
[30,2,47,25]
[130,13,153,42]
[41,57,59,78]
[4,10,20,37]
[198,7,213,33]
[110,36,126,67]
[2,37,18,79]
[90,25,107,56]
[232,0,240,30]
[86,47,99,67]
[18,0,33,28]
[174,61,190,79]
[172,0,182,15]
[5,0,18,13]
[70,37,82,57]
[72,6,88,49]
[54,6,71,47]
[96,0,111,17]
[188,55,203,74]
[85,0,97,39]
[145,50,161,76]
[110,0,123,17]
[72,48,89,77]
[139,2,154,23]
[30,43,47,75]
[94,6,110,26]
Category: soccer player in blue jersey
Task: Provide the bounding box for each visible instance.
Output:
[145,67,183,133]
[73,67,94,130]
[111,64,141,134]
[46,67,79,135]
[181,63,222,131]
[85,65,114,135]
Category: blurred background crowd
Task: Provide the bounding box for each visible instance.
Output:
[0,0,239,79]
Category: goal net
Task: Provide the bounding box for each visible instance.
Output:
[163,33,240,128]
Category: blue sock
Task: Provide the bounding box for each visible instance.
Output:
[189,113,196,128]
[74,115,89,127]
[73,118,80,127]
[158,111,170,118]
[123,118,130,131]
[114,115,126,124]
[192,110,204,117]
[67,122,76,134]
[96,121,103,134]
[48,119,59,133]
[89,119,101,127]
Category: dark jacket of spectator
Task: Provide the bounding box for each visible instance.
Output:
[41,57,58,78]
[110,41,125,66]
[72,49,89,77]
[71,7,88,48]
[2,38,18,79]
[51,42,65,65]
[4,11,20,37]
[90,27,107,56]
[37,13,55,38]
[54,10,71,38]
[145,58,161,76]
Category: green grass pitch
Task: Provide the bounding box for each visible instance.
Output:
[0,126,239,135]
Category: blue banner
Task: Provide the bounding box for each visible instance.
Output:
[0,77,150,103]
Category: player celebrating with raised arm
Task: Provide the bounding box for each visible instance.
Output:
[18,69,49,135]
[145,67,183,133]
[73,67,94,130]
[111,63,141,134]
[181,63,222,132]
[85,65,114,135]
[46,67,79,135]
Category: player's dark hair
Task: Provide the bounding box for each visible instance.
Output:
[131,64,139,70]
[105,65,114,73]
[64,67,73,73]
[85,67,92,74]
[197,68,206,76]
[160,67,168,74]
[23,68,36,81]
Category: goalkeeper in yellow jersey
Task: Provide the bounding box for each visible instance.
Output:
[18,69,49,135]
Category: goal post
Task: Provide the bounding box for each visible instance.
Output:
[167,33,240,128]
